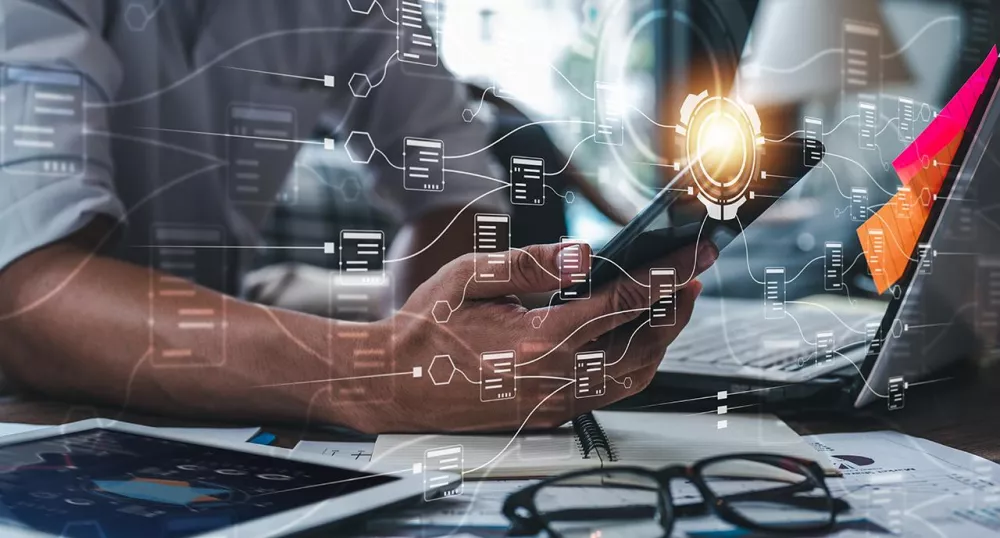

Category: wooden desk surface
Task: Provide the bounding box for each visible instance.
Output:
[0,361,995,459]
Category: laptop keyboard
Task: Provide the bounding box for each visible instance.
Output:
[663,299,879,374]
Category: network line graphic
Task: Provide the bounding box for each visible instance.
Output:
[0,3,996,534]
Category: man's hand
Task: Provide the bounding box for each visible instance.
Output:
[360,241,717,433]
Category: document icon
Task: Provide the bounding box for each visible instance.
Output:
[865,322,883,358]
[423,446,463,502]
[510,157,545,206]
[844,21,882,93]
[887,376,906,410]
[866,229,885,278]
[824,242,844,291]
[649,268,677,327]
[574,351,606,399]
[404,137,444,192]
[559,238,591,301]
[332,230,393,403]
[397,0,439,67]
[480,351,516,402]
[330,276,395,403]
[340,230,385,285]
[859,101,877,150]
[1,67,85,176]
[918,243,933,275]
[895,186,912,219]
[976,259,1000,355]
[851,187,869,222]
[898,97,915,142]
[843,20,881,151]
[474,214,511,283]
[594,82,624,146]
[803,117,824,168]
[816,332,835,365]
[764,268,786,320]
[227,104,297,204]
[150,225,226,368]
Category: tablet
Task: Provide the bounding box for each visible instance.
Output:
[0,419,455,538]
[560,138,819,299]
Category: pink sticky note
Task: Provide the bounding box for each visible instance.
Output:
[893,46,998,186]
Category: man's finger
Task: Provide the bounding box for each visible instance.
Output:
[460,242,589,300]
[540,243,714,348]
[605,281,703,373]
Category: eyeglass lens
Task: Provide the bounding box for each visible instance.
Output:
[699,458,834,532]
[533,471,671,538]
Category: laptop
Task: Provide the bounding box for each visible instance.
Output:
[650,53,1000,411]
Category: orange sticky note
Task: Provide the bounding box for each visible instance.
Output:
[860,45,997,294]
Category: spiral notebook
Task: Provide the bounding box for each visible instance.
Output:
[372,411,838,479]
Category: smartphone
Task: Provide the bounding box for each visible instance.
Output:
[557,138,821,301]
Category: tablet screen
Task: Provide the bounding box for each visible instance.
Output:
[0,429,398,537]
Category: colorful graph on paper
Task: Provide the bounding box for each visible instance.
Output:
[859,46,998,294]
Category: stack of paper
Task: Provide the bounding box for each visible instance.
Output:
[859,46,997,293]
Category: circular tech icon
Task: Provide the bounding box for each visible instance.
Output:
[678,91,763,221]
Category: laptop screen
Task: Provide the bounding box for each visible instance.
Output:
[853,52,1000,407]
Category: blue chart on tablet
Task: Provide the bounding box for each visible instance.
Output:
[0,429,396,538]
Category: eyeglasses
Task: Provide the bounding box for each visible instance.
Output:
[502,454,850,537]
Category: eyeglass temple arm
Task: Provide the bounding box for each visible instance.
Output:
[688,483,851,513]
[540,504,659,522]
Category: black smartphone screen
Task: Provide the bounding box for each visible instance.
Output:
[559,138,820,300]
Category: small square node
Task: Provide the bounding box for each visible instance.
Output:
[686,186,694,196]
[323,242,336,254]
[761,171,768,179]
[749,191,756,200]
[324,138,335,151]
[413,366,423,378]
[324,75,336,87]
[717,390,728,401]
[717,420,728,430]
[717,405,728,415]
[412,463,423,474]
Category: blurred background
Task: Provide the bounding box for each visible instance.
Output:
[251,0,999,306]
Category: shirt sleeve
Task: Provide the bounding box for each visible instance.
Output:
[332,6,510,222]
[0,0,124,272]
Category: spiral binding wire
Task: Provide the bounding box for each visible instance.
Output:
[572,413,617,461]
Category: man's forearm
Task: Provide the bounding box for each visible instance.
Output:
[0,233,362,428]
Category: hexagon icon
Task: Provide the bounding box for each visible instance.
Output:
[432,301,453,324]
[345,131,376,164]
[429,355,456,386]
[350,73,373,99]
[346,0,377,15]
[462,109,475,123]
[124,3,150,31]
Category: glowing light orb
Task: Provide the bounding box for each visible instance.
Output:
[678,91,764,221]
